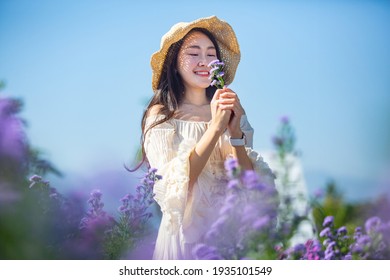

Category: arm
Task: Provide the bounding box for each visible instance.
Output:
[145,101,230,191]
[218,87,254,171]
[188,121,225,188]
[230,144,254,171]
[188,90,231,189]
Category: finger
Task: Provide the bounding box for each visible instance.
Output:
[211,89,223,101]
[232,106,243,116]
[221,92,237,98]
[223,95,243,109]
[213,87,231,102]
[217,98,236,104]
[219,97,240,108]
[230,101,243,111]
[220,91,238,99]
[219,104,235,110]
[222,87,235,93]
[221,95,240,105]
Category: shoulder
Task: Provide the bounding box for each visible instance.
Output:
[144,105,173,131]
[147,104,164,117]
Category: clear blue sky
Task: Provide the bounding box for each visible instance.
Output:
[1,0,389,202]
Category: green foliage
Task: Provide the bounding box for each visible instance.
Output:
[104,216,136,260]
[27,148,63,177]
[311,180,390,235]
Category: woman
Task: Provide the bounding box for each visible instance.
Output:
[141,16,275,259]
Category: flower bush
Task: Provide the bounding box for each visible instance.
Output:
[193,158,279,260]
[194,116,390,260]
[102,168,159,259]
[281,215,390,260]
[0,89,160,259]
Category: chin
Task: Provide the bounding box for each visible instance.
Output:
[198,82,212,89]
[185,79,211,90]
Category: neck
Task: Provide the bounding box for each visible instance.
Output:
[182,88,209,106]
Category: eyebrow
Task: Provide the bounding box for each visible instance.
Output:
[186,45,216,50]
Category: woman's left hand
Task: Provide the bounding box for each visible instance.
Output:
[217,87,245,138]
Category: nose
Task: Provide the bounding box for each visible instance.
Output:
[198,55,207,67]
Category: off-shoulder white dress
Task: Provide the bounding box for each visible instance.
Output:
[144,114,275,260]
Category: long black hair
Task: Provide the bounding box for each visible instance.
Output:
[128,27,221,171]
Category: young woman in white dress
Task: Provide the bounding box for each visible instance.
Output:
[140,16,275,259]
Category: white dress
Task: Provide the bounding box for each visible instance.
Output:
[144,114,275,260]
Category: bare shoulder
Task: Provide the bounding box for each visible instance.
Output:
[147,104,164,117]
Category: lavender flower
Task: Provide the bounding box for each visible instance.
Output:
[322,216,334,227]
[0,97,27,164]
[193,244,223,260]
[354,226,362,240]
[29,174,43,188]
[117,180,154,234]
[271,116,296,156]
[379,221,390,244]
[313,188,324,199]
[324,250,335,260]
[283,215,390,260]
[48,187,59,199]
[337,226,348,236]
[79,189,112,230]
[208,59,225,89]
[343,254,352,260]
[88,190,104,215]
[365,216,381,234]
[252,215,270,230]
[304,239,322,260]
[242,170,264,191]
[193,158,278,260]
[224,157,240,179]
[280,115,289,124]
[293,244,306,255]
[350,235,371,257]
[320,227,332,238]
[227,178,240,190]
[103,167,160,259]
[357,235,371,246]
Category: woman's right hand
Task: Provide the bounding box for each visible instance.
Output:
[210,88,231,134]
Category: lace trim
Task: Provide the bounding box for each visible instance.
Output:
[154,139,196,234]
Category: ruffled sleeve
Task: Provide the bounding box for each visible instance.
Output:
[240,114,254,148]
[144,115,196,234]
[246,148,276,187]
[240,115,276,187]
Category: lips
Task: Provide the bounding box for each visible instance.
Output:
[194,71,209,77]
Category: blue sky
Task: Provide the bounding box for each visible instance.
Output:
[1,0,389,202]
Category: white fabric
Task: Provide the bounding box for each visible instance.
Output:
[144,114,275,259]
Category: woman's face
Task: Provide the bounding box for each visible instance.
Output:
[176,31,218,91]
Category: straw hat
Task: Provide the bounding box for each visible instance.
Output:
[151,15,241,91]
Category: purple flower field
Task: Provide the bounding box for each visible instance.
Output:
[1,93,389,260]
